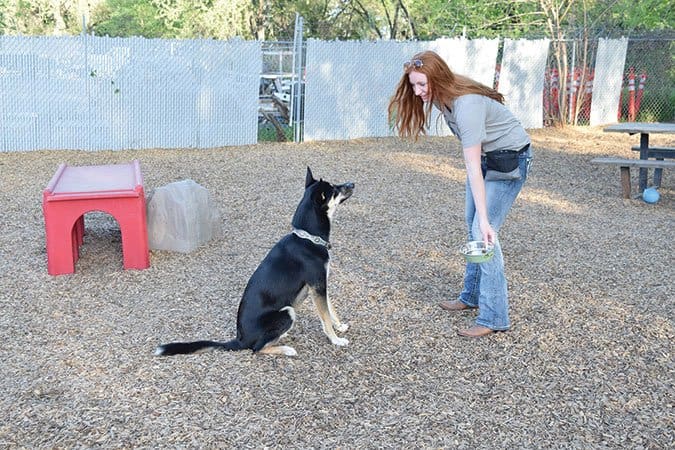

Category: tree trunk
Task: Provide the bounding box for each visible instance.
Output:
[51,0,67,35]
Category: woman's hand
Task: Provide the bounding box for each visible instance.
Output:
[478,219,496,246]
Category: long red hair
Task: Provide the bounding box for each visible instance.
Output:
[388,50,504,138]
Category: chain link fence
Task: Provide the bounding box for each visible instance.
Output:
[273,36,672,142]
[623,38,674,122]
[259,41,297,141]
[1,35,671,150]
[542,38,674,126]
[0,35,261,151]
[259,15,305,142]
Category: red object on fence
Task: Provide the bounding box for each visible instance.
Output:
[627,67,636,121]
[544,68,560,117]
[543,68,550,116]
[635,70,647,116]
[549,68,560,117]
[580,69,594,120]
[568,68,582,120]
[618,76,623,121]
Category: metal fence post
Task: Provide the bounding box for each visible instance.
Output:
[291,13,304,142]
[568,40,576,125]
[82,16,92,150]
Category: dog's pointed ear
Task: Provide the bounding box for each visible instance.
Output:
[305,167,316,187]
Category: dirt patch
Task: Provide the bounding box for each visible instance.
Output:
[0,126,672,448]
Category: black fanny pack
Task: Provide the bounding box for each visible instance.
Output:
[485,144,529,173]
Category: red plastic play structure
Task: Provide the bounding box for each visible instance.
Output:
[42,160,150,275]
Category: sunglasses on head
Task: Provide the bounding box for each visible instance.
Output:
[403,59,423,70]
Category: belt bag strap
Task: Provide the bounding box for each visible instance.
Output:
[517,143,530,154]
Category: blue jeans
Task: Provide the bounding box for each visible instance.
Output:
[458,149,532,330]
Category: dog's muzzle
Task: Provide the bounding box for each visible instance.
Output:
[338,182,355,202]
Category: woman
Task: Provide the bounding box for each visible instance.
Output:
[388,50,532,337]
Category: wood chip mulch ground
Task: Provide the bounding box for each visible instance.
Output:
[0,126,672,448]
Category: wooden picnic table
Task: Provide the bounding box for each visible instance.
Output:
[603,122,675,192]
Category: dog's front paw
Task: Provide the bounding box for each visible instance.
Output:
[280,346,298,356]
[331,336,349,346]
[335,322,349,333]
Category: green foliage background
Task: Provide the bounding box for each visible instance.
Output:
[1,0,672,125]
[0,0,672,40]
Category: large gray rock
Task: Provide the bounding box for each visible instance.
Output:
[146,179,221,253]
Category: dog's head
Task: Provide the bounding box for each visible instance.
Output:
[304,167,354,219]
[292,167,354,233]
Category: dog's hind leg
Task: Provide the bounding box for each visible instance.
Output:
[258,344,297,356]
[310,287,348,346]
[253,306,298,357]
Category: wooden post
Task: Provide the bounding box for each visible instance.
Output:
[619,167,631,199]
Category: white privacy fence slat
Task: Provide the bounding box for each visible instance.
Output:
[303,40,414,141]
[498,39,550,130]
[590,38,628,126]
[430,37,500,88]
[0,36,260,151]
[426,38,500,137]
[303,38,503,141]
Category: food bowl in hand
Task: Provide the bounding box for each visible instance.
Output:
[460,241,495,263]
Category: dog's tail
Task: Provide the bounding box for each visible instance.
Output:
[154,339,242,356]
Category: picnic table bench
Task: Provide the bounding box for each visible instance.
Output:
[630,145,675,158]
[630,145,675,187]
[590,157,675,199]
[600,122,675,197]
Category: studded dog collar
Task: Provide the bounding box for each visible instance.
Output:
[292,228,331,249]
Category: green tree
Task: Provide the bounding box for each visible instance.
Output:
[92,0,167,38]
[1,0,59,35]
[586,0,674,35]
[150,0,259,40]
[0,0,99,35]
[407,0,545,39]
[3,0,674,41]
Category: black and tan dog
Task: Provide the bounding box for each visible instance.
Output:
[155,168,354,357]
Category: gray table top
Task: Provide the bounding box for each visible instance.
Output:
[603,122,675,134]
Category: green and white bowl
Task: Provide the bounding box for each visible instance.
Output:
[460,241,495,263]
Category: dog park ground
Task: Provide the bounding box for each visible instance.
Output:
[0,126,672,448]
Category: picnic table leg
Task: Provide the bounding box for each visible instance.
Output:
[638,133,649,192]
[620,166,631,199]
[654,158,664,187]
